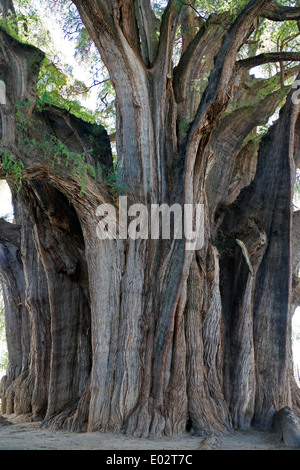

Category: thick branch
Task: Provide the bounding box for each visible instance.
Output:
[135,0,160,66]
[0,19,113,203]
[180,4,203,53]
[261,2,300,21]
[208,85,291,213]
[236,65,300,109]
[115,0,140,53]
[154,0,183,71]
[173,13,230,119]
[72,0,156,199]
[237,52,300,70]
[0,106,113,213]
[0,26,45,101]
[187,0,271,142]
[0,0,16,18]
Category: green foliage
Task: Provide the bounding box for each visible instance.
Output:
[183,0,248,19]
[46,135,97,194]
[0,2,52,49]
[0,10,22,40]
[243,11,300,76]
[13,97,112,194]
[0,152,24,192]
[35,54,105,124]
[3,0,108,128]
[10,97,104,193]
[15,99,33,135]
[34,0,116,131]
[105,164,127,199]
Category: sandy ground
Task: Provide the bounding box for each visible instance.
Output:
[0,414,299,451]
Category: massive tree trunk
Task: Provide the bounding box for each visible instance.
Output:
[0,0,300,438]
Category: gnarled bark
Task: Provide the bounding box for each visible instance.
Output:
[0,0,300,440]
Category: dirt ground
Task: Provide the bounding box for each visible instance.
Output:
[0,414,299,451]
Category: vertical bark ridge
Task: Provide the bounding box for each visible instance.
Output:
[218,83,300,429]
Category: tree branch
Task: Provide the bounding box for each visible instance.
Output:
[180,2,204,53]
[237,52,300,70]
[261,2,300,21]
[115,0,140,53]
[235,64,300,109]
[0,103,113,208]
[135,0,160,66]
[154,0,183,70]
[72,0,116,42]
[0,0,16,18]
[181,0,273,238]
[173,12,229,119]
[188,0,271,141]
[208,84,292,212]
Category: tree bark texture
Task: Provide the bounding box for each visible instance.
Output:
[0,0,300,438]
